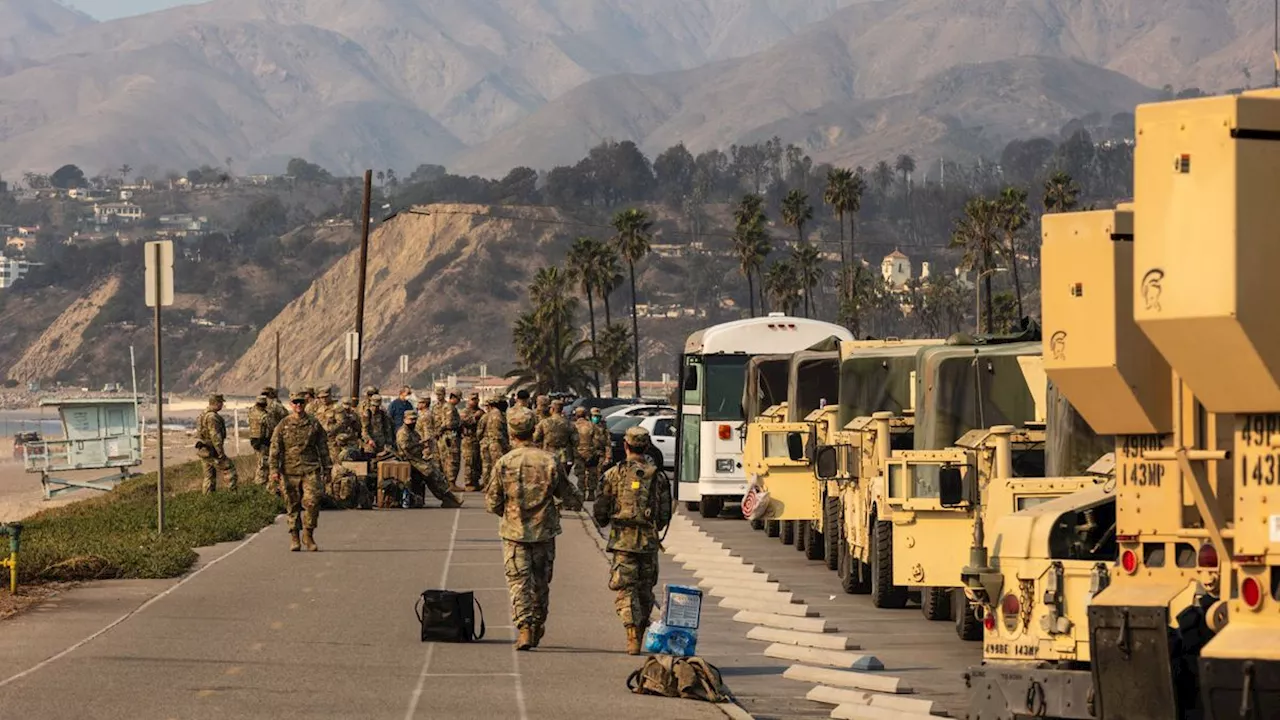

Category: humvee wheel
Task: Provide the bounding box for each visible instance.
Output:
[794,521,808,552]
[804,521,824,561]
[781,520,795,545]
[685,501,700,512]
[765,519,780,537]
[749,518,764,530]
[698,496,724,518]
[954,591,982,641]
[823,498,839,570]
[922,587,953,621]
[870,520,908,608]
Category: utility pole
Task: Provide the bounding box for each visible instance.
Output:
[145,241,174,534]
[350,170,373,399]
[1274,0,1278,88]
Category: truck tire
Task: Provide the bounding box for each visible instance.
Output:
[781,520,795,545]
[699,495,724,518]
[749,518,764,531]
[765,519,780,537]
[795,521,808,552]
[871,520,908,609]
[954,590,982,641]
[685,501,700,512]
[805,521,824,561]
[823,498,839,570]
[922,587,953,621]
[838,532,858,593]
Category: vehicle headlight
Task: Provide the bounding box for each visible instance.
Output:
[715,459,735,473]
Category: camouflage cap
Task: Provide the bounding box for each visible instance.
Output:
[208,393,225,404]
[435,386,446,397]
[304,386,317,395]
[343,397,356,407]
[404,409,418,420]
[261,386,276,397]
[507,407,537,436]
[624,425,651,448]
[371,394,382,403]
[364,385,379,396]
[289,391,307,402]
[448,389,460,399]
[573,407,586,417]
[255,394,268,404]
[469,392,480,400]
[551,398,564,410]
[318,388,332,398]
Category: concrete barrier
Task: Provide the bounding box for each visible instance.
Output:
[707,586,798,604]
[719,597,815,617]
[732,610,835,633]
[830,704,939,720]
[805,687,940,716]
[747,626,858,650]
[693,567,771,580]
[696,577,788,593]
[763,643,882,670]
[781,665,911,694]
[673,553,747,565]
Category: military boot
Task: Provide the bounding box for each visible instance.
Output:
[532,624,545,648]
[515,626,534,651]
[442,492,464,509]
[289,531,301,552]
[301,529,318,552]
[626,626,642,655]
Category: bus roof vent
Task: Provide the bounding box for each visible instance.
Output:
[767,312,785,317]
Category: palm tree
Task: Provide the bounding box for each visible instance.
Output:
[567,236,604,390]
[765,260,800,315]
[595,323,634,397]
[790,241,824,318]
[1043,171,1081,213]
[950,197,1002,333]
[732,194,771,316]
[505,328,596,396]
[895,154,916,192]
[612,208,653,397]
[595,247,624,327]
[996,187,1030,319]
[872,161,895,199]
[780,189,813,246]
[824,168,854,271]
[529,267,576,389]
[118,164,132,182]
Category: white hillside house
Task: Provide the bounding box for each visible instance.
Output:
[881,249,912,289]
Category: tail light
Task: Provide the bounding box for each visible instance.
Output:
[1242,576,1264,611]
[1120,549,1138,574]
[1001,593,1021,631]
[983,614,996,632]
[1197,542,1218,568]
[718,424,732,440]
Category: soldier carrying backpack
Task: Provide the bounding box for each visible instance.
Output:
[593,425,673,654]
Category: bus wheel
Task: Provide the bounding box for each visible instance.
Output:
[954,591,982,641]
[805,522,824,561]
[698,496,723,519]
[795,521,808,553]
[871,520,908,609]
[823,498,839,570]
[781,520,795,545]
[922,587,953,621]
[765,519,780,537]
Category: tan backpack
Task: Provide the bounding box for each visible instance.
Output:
[626,655,732,703]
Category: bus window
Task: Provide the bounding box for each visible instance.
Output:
[683,363,702,406]
[704,356,750,421]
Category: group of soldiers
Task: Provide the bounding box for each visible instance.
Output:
[196,384,666,653]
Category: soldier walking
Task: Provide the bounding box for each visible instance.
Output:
[571,407,600,499]
[594,426,672,654]
[486,407,583,651]
[269,392,330,551]
[196,393,239,493]
[534,399,577,477]
[396,410,464,508]
[459,393,483,491]
[478,395,509,489]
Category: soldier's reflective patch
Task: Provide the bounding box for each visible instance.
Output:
[632,480,641,489]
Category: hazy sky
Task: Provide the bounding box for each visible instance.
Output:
[67,1,207,20]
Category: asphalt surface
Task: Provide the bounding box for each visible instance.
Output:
[0,503,728,720]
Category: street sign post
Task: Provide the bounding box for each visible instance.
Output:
[145,241,174,534]
[399,354,408,386]
[346,332,360,361]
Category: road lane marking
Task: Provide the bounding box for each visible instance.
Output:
[0,520,271,690]
[403,509,460,720]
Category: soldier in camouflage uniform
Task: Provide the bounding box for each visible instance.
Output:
[478,395,509,490]
[594,425,672,654]
[361,392,394,454]
[324,396,362,463]
[514,390,530,411]
[591,407,612,469]
[435,388,462,489]
[269,392,330,551]
[459,393,483,491]
[395,410,464,508]
[261,387,289,495]
[533,399,577,477]
[303,387,320,417]
[571,407,604,500]
[196,393,238,493]
[535,394,550,421]
[247,394,274,487]
[486,406,583,651]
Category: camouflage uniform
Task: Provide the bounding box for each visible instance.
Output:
[247,395,275,487]
[535,395,550,421]
[261,387,289,495]
[361,394,394,454]
[303,387,320,417]
[594,426,672,651]
[269,393,330,551]
[196,394,238,493]
[324,398,362,462]
[486,407,583,650]
[572,409,604,499]
[478,397,509,489]
[459,394,483,490]
[533,402,577,476]
[434,389,462,486]
[395,414,463,508]
[326,446,372,510]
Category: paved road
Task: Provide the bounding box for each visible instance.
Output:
[0,504,729,720]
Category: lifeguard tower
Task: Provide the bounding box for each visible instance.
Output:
[22,398,143,499]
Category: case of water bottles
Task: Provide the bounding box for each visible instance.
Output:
[642,584,702,657]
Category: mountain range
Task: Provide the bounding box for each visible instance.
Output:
[0,0,1274,178]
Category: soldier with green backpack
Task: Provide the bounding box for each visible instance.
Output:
[594,425,673,655]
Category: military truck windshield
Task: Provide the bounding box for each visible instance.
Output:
[704,355,750,421]
[917,352,1037,450]
[789,355,839,421]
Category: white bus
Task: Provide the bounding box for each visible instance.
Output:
[675,314,853,518]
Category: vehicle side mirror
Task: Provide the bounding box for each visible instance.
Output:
[939,466,965,507]
[815,446,838,479]
[787,432,805,461]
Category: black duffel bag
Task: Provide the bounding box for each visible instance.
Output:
[415,590,486,642]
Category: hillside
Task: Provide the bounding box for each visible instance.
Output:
[0,0,859,176]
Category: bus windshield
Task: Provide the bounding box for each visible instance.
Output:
[704,355,750,421]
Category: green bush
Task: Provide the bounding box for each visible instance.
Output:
[17,457,283,583]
